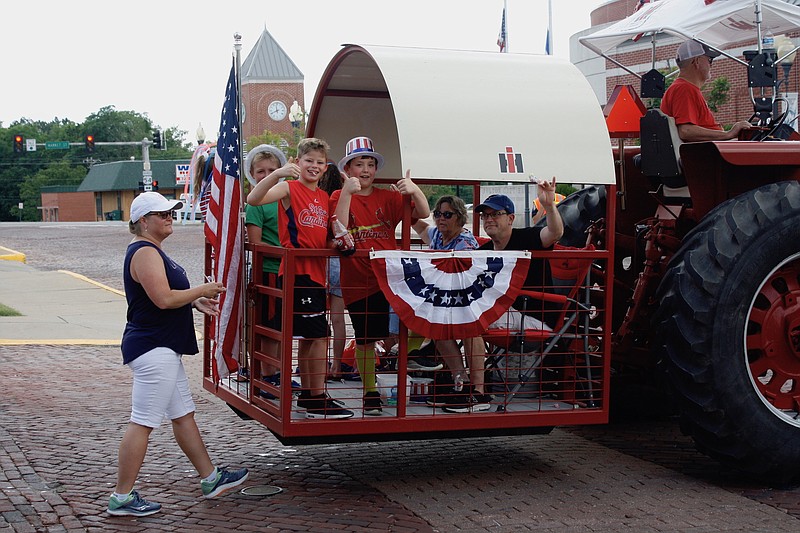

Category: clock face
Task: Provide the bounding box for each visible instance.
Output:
[268,100,287,121]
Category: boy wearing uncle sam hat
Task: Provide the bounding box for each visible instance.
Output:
[247,138,354,420]
[330,136,430,416]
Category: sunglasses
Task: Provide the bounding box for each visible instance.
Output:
[433,210,457,219]
[148,211,175,220]
[479,211,509,220]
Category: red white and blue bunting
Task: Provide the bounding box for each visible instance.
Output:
[370,250,531,339]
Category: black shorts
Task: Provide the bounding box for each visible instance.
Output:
[269,275,328,339]
[347,290,390,345]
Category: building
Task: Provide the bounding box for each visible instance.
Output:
[75,159,190,221]
[240,27,305,139]
[572,0,799,127]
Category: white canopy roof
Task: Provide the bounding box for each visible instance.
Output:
[307,45,616,185]
[580,0,800,58]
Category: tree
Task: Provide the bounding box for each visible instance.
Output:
[0,107,194,221]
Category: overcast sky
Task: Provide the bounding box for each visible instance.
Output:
[4,0,607,143]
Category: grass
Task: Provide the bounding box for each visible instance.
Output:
[0,303,22,317]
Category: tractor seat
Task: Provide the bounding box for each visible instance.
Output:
[638,109,690,201]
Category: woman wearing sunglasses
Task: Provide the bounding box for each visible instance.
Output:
[412,195,478,251]
[108,192,248,516]
[412,196,489,413]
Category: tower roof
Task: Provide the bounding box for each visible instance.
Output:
[241,27,303,82]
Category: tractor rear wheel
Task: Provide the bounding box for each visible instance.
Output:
[655,181,800,485]
[537,185,606,248]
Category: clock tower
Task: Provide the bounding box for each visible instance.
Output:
[240,27,304,140]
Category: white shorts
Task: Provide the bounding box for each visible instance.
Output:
[128,347,196,428]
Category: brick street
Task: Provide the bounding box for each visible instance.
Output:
[1,222,799,532]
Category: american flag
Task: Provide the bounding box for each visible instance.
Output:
[205,60,242,380]
[497,7,507,52]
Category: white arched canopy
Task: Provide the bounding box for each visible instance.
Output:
[307,45,615,185]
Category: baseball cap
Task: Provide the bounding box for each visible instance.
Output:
[475,194,515,214]
[676,40,721,62]
[130,192,183,223]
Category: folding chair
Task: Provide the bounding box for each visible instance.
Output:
[482,243,596,410]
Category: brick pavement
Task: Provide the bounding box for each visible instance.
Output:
[2,342,800,532]
[3,223,800,532]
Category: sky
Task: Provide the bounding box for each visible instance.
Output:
[3,0,608,144]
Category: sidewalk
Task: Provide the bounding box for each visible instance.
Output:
[0,260,127,345]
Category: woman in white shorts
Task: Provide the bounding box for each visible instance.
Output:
[107,192,249,517]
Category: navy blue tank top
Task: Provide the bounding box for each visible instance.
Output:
[121,241,198,364]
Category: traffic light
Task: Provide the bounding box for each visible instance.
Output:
[85,134,95,153]
[13,134,24,153]
[152,181,159,191]
[152,130,163,150]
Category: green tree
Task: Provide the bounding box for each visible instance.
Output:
[0,107,193,221]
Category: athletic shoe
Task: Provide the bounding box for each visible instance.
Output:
[263,373,302,389]
[201,468,249,499]
[339,363,361,381]
[426,387,451,408]
[407,356,444,372]
[302,394,354,419]
[443,392,493,413]
[107,490,161,517]
[364,391,383,416]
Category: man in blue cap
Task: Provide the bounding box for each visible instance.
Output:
[477,177,564,324]
[477,177,563,254]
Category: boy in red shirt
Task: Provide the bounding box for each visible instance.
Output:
[330,137,430,415]
[248,138,353,419]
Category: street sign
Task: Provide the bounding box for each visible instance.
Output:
[26,139,37,152]
[45,141,70,150]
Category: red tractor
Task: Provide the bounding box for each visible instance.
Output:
[579,0,800,483]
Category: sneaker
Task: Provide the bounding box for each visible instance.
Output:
[302,394,354,419]
[426,387,451,408]
[257,388,276,400]
[364,391,383,416]
[442,391,470,413]
[297,391,346,409]
[201,467,249,499]
[443,392,493,413]
[339,363,361,381]
[407,356,444,372]
[107,490,161,517]
[471,393,493,412]
[263,373,302,389]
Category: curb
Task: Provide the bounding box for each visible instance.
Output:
[0,245,26,263]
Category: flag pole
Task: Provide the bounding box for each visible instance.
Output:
[547,0,554,55]
[234,32,249,378]
[505,0,509,53]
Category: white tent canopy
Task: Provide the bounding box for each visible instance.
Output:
[580,0,800,61]
[307,45,616,185]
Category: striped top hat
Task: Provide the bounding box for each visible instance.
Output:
[338,136,385,171]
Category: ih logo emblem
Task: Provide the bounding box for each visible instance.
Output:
[498,146,524,173]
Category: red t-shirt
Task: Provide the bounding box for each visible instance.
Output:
[278,180,329,287]
[330,187,412,305]
[661,78,722,130]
